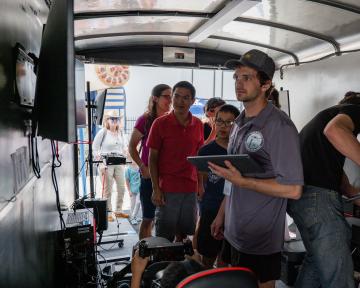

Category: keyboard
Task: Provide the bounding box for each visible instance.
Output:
[66,210,90,225]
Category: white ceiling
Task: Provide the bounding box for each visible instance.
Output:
[73,0,360,68]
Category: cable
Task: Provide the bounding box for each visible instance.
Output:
[74,154,89,200]
[97,217,121,251]
[54,141,62,167]
[71,201,102,286]
[50,140,66,230]
[279,48,360,79]
[0,195,17,203]
[30,134,41,178]
[73,200,115,287]
[69,141,92,145]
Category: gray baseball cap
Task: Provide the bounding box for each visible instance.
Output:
[225,49,275,80]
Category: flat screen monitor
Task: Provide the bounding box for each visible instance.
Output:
[75,59,86,126]
[33,0,76,142]
[94,89,107,126]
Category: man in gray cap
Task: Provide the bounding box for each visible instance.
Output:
[209,49,304,288]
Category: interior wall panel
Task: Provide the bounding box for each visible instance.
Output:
[274,51,360,186]
[0,0,76,286]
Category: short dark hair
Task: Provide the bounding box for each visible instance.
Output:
[204,98,226,113]
[254,71,273,99]
[173,81,196,99]
[267,88,281,108]
[339,91,360,105]
[160,259,203,288]
[217,104,240,119]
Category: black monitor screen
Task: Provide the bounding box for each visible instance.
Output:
[75,59,86,126]
[33,0,76,142]
[94,89,107,126]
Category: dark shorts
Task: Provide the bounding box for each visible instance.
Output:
[155,192,197,242]
[197,208,223,258]
[221,239,281,283]
[139,177,156,220]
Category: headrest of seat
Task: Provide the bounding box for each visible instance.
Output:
[176,267,258,288]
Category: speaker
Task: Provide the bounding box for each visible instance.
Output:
[76,199,108,232]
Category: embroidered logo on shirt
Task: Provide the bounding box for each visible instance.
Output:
[245,131,264,152]
[208,172,221,184]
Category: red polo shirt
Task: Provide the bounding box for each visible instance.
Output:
[147,111,204,193]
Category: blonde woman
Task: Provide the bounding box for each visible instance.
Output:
[93,110,128,221]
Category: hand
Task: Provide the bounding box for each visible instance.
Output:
[211,214,225,240]
[152,188,165,206]
[129,192,133,198]
[131,250,149,288]
[185,249,202,263]
[208,160,245,187]
[208,116,216,127]
[205,118,217,143]
[140,165,151,179]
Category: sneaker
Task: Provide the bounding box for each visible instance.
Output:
[130,218,138,225]
[114,212,129,218]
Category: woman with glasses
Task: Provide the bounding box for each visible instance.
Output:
[203,98,226,145]
[93,110,128,221]
[128,84,172,239]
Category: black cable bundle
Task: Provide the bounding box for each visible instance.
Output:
[30,134,41,178]
[50,140,65,230]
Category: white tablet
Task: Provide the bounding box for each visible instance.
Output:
[187,154,264,174]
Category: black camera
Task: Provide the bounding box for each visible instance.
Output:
[135,237,194,262]
[107,237,194,288]
[101,153,127,166]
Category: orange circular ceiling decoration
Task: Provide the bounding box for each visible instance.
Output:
[95,65,130,87]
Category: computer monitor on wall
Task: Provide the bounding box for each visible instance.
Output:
[33,0,76,142]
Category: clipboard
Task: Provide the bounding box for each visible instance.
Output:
[187,154,264,174]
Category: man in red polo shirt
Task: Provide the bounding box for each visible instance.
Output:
[147,81,204,242]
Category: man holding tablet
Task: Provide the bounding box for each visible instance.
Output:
[209,49,304,288]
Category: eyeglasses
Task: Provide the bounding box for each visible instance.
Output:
[215,119,235,127]
[160,94,172,100]
[109,117,120,122]
[233,73,256,83]
[207,108,216,113]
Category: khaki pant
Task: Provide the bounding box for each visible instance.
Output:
[99,164,125,212]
